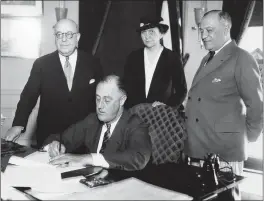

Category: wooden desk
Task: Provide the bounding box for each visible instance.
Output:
[1,140,244,201]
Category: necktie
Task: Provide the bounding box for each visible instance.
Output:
[100,123,111,153]
[64,56,73,90]
[206,51,215,64]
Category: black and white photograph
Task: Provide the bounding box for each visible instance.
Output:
[1,1,263,200]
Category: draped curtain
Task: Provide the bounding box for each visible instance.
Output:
[79,1,158,76]
[156,0,185,66]
[79,0,108,55]
[222,0,256,44]
[156,0,183,59]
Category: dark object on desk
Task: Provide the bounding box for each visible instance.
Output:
[80,177,113,188]
[201,153,219,190]
[13,187,41,201]
[1,138,27,157]
[61,166,103,179]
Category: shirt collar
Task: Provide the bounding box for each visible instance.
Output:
[104,111,123,133]
[215,39,232,55]
[58,49,78,63]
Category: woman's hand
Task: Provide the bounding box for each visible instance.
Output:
[152,101,166,107]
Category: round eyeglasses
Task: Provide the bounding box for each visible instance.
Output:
[55,32,77,39]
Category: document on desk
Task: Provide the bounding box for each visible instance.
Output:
[4,155,88,193]
[1,171,31,200]
[23,151,86,173]
[3,161,62,192]
[53,177,193,200]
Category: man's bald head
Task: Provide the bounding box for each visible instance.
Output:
[53,19,79,33]
[200,10,232,51]
[203,10,232,30]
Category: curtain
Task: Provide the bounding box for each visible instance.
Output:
[161,1,172,50]
[79,0,108,54]
[249,0,263,27]
[222,0,256,44]
[156,0,183,60]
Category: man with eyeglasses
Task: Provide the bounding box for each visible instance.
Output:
[5,19,103,148]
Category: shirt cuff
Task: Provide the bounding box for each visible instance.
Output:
[90,153,110,168]
[42,144,49,152]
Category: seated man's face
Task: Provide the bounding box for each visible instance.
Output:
[96,81,124,123]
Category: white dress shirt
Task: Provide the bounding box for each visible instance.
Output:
[58,49,78,76]
[144,47,164,97]
[90,114,123,168]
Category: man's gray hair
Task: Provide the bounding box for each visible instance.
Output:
[203,10,232,29]
[52,18,79,33]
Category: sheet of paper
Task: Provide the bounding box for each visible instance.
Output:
[9,155,50,166]
[3,164,89,195]
[3,164,62,192]
[27,176,89,200]
[24,151,86,173]
[52,177,193,200]
[1,172,31,200]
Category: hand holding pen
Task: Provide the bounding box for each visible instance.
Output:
[47,141,66,158]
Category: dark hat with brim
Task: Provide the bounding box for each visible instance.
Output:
[136,16,169,33]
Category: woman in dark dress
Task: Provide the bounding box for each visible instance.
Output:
[123,16,187,110]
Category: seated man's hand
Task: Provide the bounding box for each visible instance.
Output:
[5,126,24,142]
[152,101,166,107]
[49,153,92,167]
[48,141,66,158]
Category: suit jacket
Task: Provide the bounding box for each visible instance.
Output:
[12,50,103,146]
[123,48,187,109]
[45,111,152,171]
[184,40,263,161]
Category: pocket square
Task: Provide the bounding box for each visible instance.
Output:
[212,78,221,83]
[89,79,95,84]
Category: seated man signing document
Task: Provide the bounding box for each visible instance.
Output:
[46,75,152,171]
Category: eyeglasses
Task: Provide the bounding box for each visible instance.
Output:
[55,32,77,39]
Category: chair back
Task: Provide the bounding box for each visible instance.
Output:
[129,103,187,165]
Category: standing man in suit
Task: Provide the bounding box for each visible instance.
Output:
[46,75,151,171]
[123,16,187,110]
[5,19,103,147]
[184,10,263,199]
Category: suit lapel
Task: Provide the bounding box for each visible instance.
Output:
[91,122,103,153]
[191,41,236,89]
[147,48,166,99]
[71,50,81,92]
[105,111,129,152]
[53,51,71,93]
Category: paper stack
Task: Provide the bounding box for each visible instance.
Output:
[1,154,89,200]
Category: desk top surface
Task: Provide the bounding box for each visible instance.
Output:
[1,140,244,200]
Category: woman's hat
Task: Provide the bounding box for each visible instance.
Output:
[136,16,169,33]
